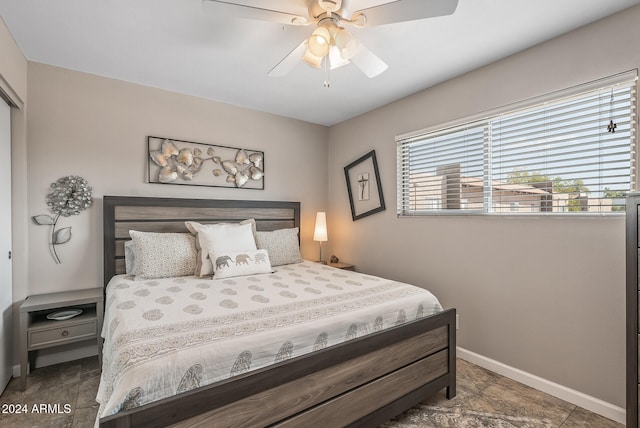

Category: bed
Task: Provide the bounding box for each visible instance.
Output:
[98,196,456,427]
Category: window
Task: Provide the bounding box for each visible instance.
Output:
[397,72,637,216]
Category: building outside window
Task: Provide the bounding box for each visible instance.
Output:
[397,72,638,216]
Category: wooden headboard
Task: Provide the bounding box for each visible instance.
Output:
[103,196,301,286]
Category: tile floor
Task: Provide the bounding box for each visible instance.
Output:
[0,357,623,427]
[0,356,100,428]
[383,359,623,428]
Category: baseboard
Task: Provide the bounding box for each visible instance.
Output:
[457,347,625,425]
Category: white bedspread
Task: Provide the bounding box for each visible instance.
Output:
[96,261,443,420]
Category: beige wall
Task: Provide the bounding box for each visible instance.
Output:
[0,16,29,375]
[328,6,640,408]
[25,63,328,296]
[0,17,26,107]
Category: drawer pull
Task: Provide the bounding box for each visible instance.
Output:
[28,321,96,348]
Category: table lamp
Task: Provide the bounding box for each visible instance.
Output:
[313,211,328,263]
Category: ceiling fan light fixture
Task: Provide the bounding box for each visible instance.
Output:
[303,47,324,69]
[328,45,350,69]
[307,26,331,58]
[334,28,359,60]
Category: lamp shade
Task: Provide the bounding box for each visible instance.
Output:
[303,46,324,68]
[313,212,328,242]
[334,27,359,60]
[328,45,350,69]
[307,27,331,58]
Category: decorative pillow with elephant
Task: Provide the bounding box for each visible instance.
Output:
[209,249,273,279]
[185,220,257,277]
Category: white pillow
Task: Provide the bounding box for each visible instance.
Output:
[210,249,272,279]
[255,228,302,267]
[129,231,197,280]
[185,221,257,277]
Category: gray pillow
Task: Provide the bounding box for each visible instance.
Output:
[129,231,197,280]
[255,228,302,267]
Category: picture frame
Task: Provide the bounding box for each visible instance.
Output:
[344,150,385,221]
[147,136,264,190]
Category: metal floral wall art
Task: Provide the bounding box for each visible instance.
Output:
[32,176,93,264]
[147,136,264,189]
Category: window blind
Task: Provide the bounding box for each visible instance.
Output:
[397,72,637,216]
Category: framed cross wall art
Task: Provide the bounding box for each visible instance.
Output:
[344,150,385,221]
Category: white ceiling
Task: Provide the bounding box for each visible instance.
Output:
[1,0,639,126]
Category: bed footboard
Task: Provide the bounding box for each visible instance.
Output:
[100,308,456,428]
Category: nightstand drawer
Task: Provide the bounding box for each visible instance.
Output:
[28,320,97,348]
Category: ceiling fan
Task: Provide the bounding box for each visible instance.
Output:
[202,0,459,85]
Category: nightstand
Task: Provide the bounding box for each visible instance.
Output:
[19,288,103,390]
[328,262,355,271]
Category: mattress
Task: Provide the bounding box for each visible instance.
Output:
[96,261,443,419]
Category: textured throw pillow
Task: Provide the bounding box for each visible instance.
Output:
[129,231,197,280]
[185,220,257,277]
[255,228,302,267]
[209,249,272,279]
[124,240,137,275]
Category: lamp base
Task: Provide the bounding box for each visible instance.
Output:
[317,241,325,265]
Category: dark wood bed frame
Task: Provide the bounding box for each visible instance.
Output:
[100,195,456,427]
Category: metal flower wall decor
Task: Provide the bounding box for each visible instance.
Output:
[147,136,264,189]
[32,176,93,264]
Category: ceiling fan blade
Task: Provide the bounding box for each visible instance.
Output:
[268,41,307,77]
[350,43,388,78]
[352,0,458,27]
[201,0,310,26]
